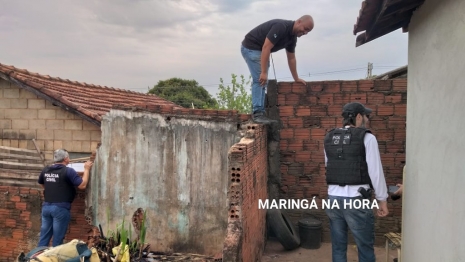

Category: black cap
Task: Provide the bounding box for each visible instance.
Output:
[342,102,372,118]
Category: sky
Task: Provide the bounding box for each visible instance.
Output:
[0,0,408,96]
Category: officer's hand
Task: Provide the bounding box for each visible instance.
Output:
[259,72,268,86]
[394,184,403,196]
[377,200,389,217]
[295,78,306,86]
[84,161,93,171]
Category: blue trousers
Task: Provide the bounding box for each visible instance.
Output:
[241,45,270,114]
[325,195,376,262]
[38,205,71,247]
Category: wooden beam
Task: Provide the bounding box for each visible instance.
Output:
[0,145,39,154]
[0,152,42,161]
[0,160,45,168]
[32,139,46,167]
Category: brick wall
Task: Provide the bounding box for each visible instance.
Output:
[276,79,407,246]
[0,185,92,262]
[0,78,101,162]
[223,124,268,261]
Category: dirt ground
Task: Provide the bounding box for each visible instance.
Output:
[262,238,400,262]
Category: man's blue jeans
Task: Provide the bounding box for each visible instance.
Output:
[325,195,376,262]
[241,45,269,114]
[38,205,71,247]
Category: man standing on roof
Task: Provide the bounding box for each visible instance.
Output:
[37,149,93,247]
[323,102,389,262]
[241,15,314,124]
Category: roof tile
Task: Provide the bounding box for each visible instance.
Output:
[0,62,184,124]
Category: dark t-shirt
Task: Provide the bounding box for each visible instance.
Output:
[242,19,297,53]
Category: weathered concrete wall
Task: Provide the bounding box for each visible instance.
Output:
[404,0,465,260]
[92,109,240,256]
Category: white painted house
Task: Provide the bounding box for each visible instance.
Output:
[354,0,465,261]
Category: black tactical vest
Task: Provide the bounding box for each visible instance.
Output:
[324,127,372,186]
[43,166,76,203]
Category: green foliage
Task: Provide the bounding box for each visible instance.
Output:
[215,74,252,114]
[148,77,218,109]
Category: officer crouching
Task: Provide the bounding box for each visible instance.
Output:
[323,102,389,262]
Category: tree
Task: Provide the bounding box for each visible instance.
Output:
[216,74,252,114]
[148,78,218,109]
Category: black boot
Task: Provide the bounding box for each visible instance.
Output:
[252,112,277,125]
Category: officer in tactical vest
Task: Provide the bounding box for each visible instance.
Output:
[37,149,93,247]
[324,102,389,262]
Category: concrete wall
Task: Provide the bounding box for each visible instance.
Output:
[91,109,240,256]
[0,78,101,161]
[273,80,407,245]
[404,0,465,260]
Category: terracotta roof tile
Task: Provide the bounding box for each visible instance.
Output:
[0,62,184,125]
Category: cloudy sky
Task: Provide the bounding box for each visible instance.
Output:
[0,0,408,96]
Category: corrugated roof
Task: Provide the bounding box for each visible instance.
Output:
[0,63,183,125]
[353,0,425,46]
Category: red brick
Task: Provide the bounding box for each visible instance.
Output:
[278,94,286,105]
[280,129,294,139]
[287,117,303,128]
[359,80,374,91]
[303,117,321,127]
[15,202,27,211]
[304,162,320,173]
[386,141,405,153]
[309,82,323,92]
[327,105,342,116]
[310,105,327,116]
[311,129,326,140]
[384,94,402,104]
[388,117,406,129]
[303,141,319,151]
[367,93,385,104]
[341,81,357,92]
[279,106,294,117]
[320,117,337,128]
[296,107,311,117]
[334,93,351,105]
[9,196,21,202]
[392,79,407,91]
[394,129,406,141]
[317,94,334,105]
[350,93,367,103]
[377,105,394,116]
[324,82,341,92]
[295,151,311,162]
[288,141,304,151]
[5,219,16,227]
[374,129,395,141]
[380,153,396,166]
[374,80,392,91]
[285,93,300,105]
[292,83,308,94]
[394,104,407,116]
[294,128,310,140]
[278,82,292,93]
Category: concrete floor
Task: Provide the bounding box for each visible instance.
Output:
[263,238,400,262]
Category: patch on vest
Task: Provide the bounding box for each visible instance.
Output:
[331,133,351,144]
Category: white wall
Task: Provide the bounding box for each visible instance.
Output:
[404,0,465,260]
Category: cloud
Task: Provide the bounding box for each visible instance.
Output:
[0,0,408,96]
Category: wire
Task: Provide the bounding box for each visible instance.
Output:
[270,53,277,81]
[126,65,403,90]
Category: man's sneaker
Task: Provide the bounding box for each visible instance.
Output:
[252,113,277,125]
